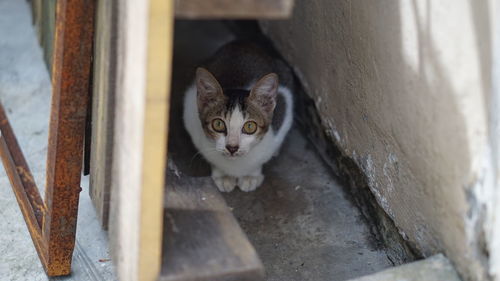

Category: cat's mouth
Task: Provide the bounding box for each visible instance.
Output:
[222,151,246,158]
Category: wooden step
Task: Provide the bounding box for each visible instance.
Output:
[175,0,294,19]
[160,160,265,281]
[347,255,461,281]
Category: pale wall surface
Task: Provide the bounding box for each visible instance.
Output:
[261,1,497,280]
[489,2,500,279]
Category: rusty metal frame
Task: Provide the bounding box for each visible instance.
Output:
[0,0,94,277]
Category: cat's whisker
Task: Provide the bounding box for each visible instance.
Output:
[188,148,219,168]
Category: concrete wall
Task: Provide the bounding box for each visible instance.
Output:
[260,1,499,280]
[489,2,500,279]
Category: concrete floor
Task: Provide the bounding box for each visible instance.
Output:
[223,129,393,281]
[168,21,393,281]
[0,0,115,280]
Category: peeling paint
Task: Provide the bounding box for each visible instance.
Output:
[465,140,500,281]
[383,153,398,194]
[325,119,342,145]
[398,229,409,241]
[359,154,395,219]
[315,96,323,109]
[333,130,341,144]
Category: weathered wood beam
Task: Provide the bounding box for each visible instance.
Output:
[160,166,265,281]
[175,0,294,19]
[89,0,119,230]
[108,0,172,280]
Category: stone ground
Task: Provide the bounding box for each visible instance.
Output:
[0,0,115,280]
[167,20,393,281]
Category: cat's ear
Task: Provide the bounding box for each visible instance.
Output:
[196,67,223,108]
[249,73,279,114]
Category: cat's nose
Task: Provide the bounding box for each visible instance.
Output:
[226,145,239,154]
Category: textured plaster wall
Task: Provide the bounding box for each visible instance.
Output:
[489,2,500,279]
[261,1,498,280]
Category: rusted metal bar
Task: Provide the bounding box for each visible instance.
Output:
[0,103,48,268]
[0,104,45,226]
[0,0,95,277]
[43,0,95,276]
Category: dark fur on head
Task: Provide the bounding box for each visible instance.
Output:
[195,67,278,140]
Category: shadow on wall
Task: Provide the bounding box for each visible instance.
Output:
[260,0,493,280]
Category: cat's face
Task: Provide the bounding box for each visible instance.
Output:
[195,67,278,158]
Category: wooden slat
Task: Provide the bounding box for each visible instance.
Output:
[108,0,172,280]
[139,0,173,279]
[29,0,56,71]
[349,254,461,281]
[30,0,42,39]
[175,0,294,19]
[108,0,149,278]
[89,0,118,230]
[160,166,265,281]
[164,173,228,212]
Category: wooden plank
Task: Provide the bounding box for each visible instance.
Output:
[160,166,265,281]
[108,0,148,278]
[28,0,56,71]
[30,0,42,40]
[175,0,294,19]
[139,0,173,278]
[108,0,172,280]
[41,0,56,71]
[164,167,228,212]
[108,0,149,277]
[27,0,56,71]
[348,254,461,281]
[89,0,118,230]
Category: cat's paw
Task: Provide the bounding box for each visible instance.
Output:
[238,175,264,192]
[213,175,237,192]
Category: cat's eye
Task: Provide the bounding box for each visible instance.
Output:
[212,118,226,133]
[242,121,258,134]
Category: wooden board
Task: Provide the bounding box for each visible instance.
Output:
[30,0,56,71]
[89,0,118,230]
[175,0,294,19]
[30,0,42,38]
[160,164,265,281]
[108,0,173,280]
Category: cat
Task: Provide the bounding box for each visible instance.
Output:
[183,41,294,192]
